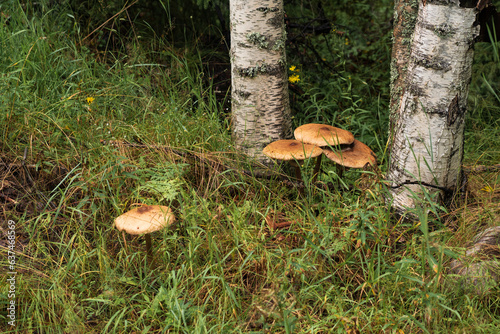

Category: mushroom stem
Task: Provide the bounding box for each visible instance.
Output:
[294,165,302,182]
[296,167,305,195]
[289,160,305,195]
[145,234,153,264]
[312,154,323,183]
[121,231,128,250]
[335,164,349,189]
[337,164,344,180]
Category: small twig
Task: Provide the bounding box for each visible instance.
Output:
[81,0,138,42]
[389,180,454,194]
[265,213,294,230]
[0,193,17,204]
[273,221,293,229]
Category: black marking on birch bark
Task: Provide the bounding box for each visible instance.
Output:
[237,42,253,49]
[449,145,462,160]
[447,94,461,126]
[414,54,452,71]
[443,145,459,186]
[406,81,425,97]
[256,7,279,14]
[420,21,456,38]
[235,90,251,98]
[389,161,409,179]
[435,23,455,38]
[413,136,425,143]
[267,12,284,28]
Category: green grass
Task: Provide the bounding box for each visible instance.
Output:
[1,1,500,333]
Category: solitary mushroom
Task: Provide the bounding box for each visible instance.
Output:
[263,139,323,190]
[323,139,377,178]
[114,205,176,263]
[294,123,355,182]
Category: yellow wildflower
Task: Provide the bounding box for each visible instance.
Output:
[86,97,95,104]
[289,65,296,72]
[481,186,494,192]
[288,74,300,83]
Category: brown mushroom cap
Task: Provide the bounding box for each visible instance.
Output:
[294,123,355,147]
[323,139,377,168]
[114,205,176,235]
[263,139,323,161]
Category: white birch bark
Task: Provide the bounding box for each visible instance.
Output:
[387,0,479,213]
[230,0,292,162]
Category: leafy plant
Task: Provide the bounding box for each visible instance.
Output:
[134,164,188,204]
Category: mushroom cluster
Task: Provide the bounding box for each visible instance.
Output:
[263,123,377,185]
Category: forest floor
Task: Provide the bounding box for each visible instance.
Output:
[1,1,500,333]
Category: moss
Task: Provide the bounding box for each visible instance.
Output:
[246,32,269,49]
[237,62,284,78]
[415,55,451,71]
[401,37,413,46]
[272,37,286,51]
[433,23,454,39]
[401,8,418,49]
[390,58,399,86]
[238,63,269,77]
[402,10,417,37]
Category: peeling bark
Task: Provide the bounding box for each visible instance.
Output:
[230,0,292,162]
[387,0,479,214]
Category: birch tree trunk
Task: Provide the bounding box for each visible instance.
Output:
[230,0,292,163]
[386,0,479,214]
